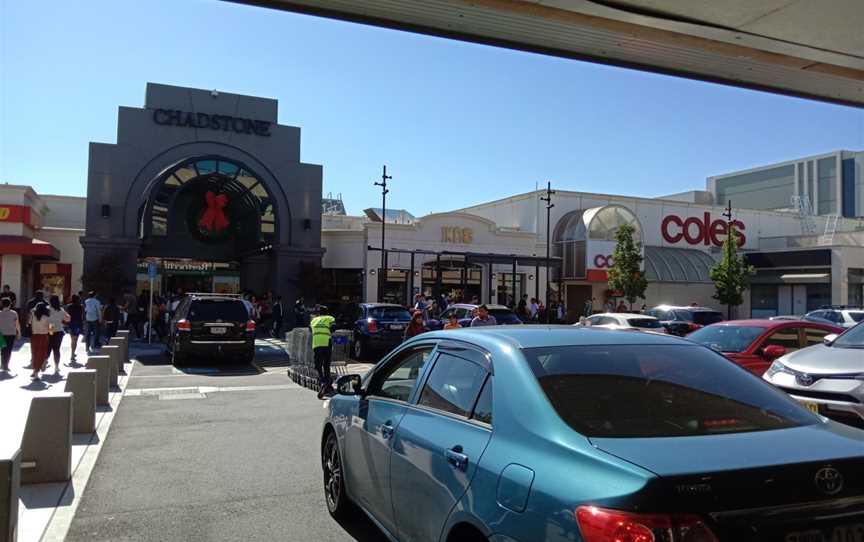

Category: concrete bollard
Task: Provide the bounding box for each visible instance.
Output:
[21,393,73,484]
[0,448,20,542]
[102,345,121,388]
[108,336,127,366]
[85,355,111,406]
[114,331,130,368]
[64,370,97,434]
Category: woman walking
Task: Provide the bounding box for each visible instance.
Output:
[29,301,51,380]
[46,295,70,373]
[403,310,428,341]
[0,298,21,371]
[65,294,84,362]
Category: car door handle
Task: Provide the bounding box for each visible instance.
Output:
[445,446,468,471]
[381,421,395,439]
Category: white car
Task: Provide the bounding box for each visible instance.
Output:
[581,313,666,333]
[805,308,864,329]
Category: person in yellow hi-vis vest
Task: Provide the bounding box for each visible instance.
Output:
[310,305,337,399]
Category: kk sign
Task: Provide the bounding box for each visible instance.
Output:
[441,226,474,244]
[0,205,31,225]
[661,212,746,247]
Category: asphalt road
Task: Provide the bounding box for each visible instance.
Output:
[66,343,387,542]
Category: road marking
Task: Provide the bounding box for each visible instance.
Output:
[126,383,300,396]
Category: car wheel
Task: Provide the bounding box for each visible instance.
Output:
[322,430,354,519]
[171,343,187,366]
[352,337,367,361]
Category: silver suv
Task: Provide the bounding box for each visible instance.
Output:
[764,322,864,427]
[805,307,864,329]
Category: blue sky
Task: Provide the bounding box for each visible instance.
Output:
[2,0,862,216]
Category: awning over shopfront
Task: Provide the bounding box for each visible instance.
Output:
[644,246,716,283]
[0,236,60,260]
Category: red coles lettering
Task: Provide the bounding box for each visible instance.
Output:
[661,213,745,247]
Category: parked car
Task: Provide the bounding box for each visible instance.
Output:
[582,312,666,333]
[764,322,864,427]
[426,303,522,330]
[805,307,864,329]
[645,305,724,336]
[321,326,864,542]
[349,303,412,360]
[168,293,256,365]
[688,319,844,376]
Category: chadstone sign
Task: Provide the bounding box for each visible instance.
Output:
[153,108,271,137]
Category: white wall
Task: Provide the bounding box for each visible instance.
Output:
[38,227,85,295]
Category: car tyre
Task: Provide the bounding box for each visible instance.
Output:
[171,343,187,366]
[322,430,355,520]
[352,337,367,361]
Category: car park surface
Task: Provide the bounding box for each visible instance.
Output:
[321,326,864,542]
[688,319,844,376]
[764,322,864,428]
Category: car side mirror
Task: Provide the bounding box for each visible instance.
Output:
[762,344,786,360]
[823,333,838,345]
[335,374,362,396]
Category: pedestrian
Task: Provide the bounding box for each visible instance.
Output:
[121,289,138,339]
[271,295,284,338]
[443,312,461,330]
[404,310,428,340]
[530,298,540,322]
[616,300,628,313]
[0,298,21,371]
[293,297,307,329]
[516,296,529,321]
[640,304,648,314]
[65,294,84,363]
[470,304,498,327]
[46,295,70,373]
[103,298,121,340]
[310,306,336,399]
[24,290,45,338]
[439,294,448,312]
[0,285,17,309]
[29,301,51,380]
[413,294,427,319]
[84,291,103,354]
[584,297,595,317]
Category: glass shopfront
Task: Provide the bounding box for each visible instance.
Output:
[136,259,241,296]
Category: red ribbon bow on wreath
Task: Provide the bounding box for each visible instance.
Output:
[199,191,229,233]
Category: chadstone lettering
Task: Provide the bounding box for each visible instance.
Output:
[152,109,271,137]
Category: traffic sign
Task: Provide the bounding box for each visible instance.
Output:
[147,262,157,279]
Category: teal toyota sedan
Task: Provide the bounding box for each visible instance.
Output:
[320,327,864,542]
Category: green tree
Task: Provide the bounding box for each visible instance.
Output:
[607,223,647,310]
[80,251,135,299]
[709,222,755,319]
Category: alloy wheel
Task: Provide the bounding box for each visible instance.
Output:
[323,435,342,512]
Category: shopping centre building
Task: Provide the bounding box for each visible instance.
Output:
[2,83,863,319]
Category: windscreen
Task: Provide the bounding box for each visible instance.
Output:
[688,325,764,353]
[627,318,663,329]
[524,344,815,438]
[692,311,723,325]
[369,307,412,321]
[188,300,249,322]
[833,323,864,348]
[489,308,521,324]
[849,312,864,323]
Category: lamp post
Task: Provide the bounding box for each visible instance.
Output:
[540,181,555,323]
[374,165,392,302]
[722,199,734,321]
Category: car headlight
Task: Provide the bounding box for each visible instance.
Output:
[765,360,789,379]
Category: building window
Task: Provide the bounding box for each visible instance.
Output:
[806,284,831,312]
[807,161,815,207]
[849,268,864,307]
[817,157,838,215]
[750,284,778,318]
[796,162,804,196]
[714,165,794,210]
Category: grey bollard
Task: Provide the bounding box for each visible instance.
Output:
[85,355,110,406]
[109,336,126,366]
[21,393,73,484]
[114,330,130,368]
[102,345,120,388]
[64,370,97,433]
[0,449,20,542]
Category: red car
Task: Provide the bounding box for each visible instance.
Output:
[687,319,844,376]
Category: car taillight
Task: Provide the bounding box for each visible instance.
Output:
[687,323,703,332]
[176,319,191,331]
[246,320,256,332]
[367,318,378,332]
[575,506,718,542]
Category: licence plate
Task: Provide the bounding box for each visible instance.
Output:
[210,327,227,335]
[799,400,820,414]
[785,524,864,542]
[389,324,404,330]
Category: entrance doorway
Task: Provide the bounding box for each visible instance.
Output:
[137,259,241,296]
[566,284,593,317]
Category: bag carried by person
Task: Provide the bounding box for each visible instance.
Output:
[0,334,6,349]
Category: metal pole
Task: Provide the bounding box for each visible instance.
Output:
[512,258,517,309]
[436,253,442,301]
[540,182,555,324]
[488,261,493,304]
[148,278,154,345]
[408,251,415,307]
[374,166,391,302]
[723,199,733,320]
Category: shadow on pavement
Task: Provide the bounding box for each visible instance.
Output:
[19,482,75,509]
[336,512,389,542]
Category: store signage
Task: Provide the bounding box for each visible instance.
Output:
[661,213,746,247]
[441,226,474,244]
[0,205,30,225]
[593,254,614,268]
[152,108,271,137]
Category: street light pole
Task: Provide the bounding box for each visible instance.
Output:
[540,181,555,324]
[722,199,734,320]
[374,165,392,302]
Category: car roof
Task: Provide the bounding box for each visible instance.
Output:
[711,319,842,329]
[449,303,512,310]
[416,325,687,349]
[361,303,406,308]
[590,312,657,320]
[651,305,719,312]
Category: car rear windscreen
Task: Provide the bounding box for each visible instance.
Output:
[692,311,723,325]
[627,318,663,329]
[369,307,412,321]
[523,344,815,438]
[188,300,249,322]
[849,312,864,323]
[489,309,521,324]
[687,325,765,353]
